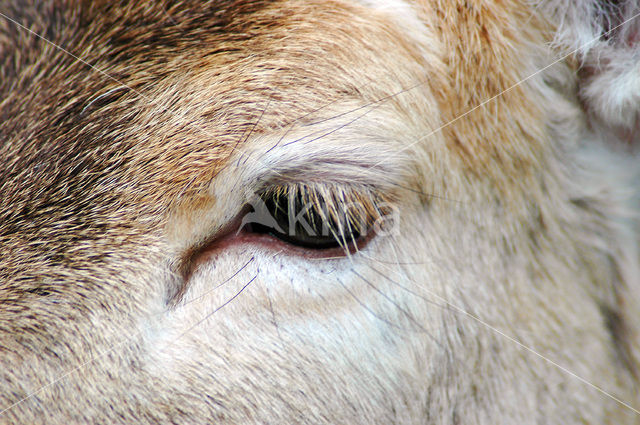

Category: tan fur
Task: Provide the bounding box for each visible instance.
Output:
[1,0,639,423]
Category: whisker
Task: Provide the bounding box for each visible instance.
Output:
[0,262,257,416]
[177,257,255,307]
[80,86,129,114]
[365,264,446,310]
[238,97,272,167]
[281,102,381,147]
[279,80,432,149]
[355,252,433,266]
[302,80,429,127]
[264,283,284,345]
[363,10,640,174]
[264,89,370,155]
[351,269,435,334]
[334,277,425,335]
[333,272,463,368]
[165,273,259,346]
[158,2,180,26]
[303,104,384,146]
[384,181,466,205]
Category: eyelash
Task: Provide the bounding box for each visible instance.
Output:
[242,184,386,251]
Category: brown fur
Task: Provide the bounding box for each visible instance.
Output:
[1,0,639,423]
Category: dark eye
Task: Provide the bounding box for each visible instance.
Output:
[243,189,365,250]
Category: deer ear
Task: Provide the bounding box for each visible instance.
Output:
[542,1,640,135]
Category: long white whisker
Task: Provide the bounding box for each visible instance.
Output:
[0,258,256,416]
[369,259,640,416]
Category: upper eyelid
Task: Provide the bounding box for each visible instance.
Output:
[250,160,404,195]
[234,122,412,185]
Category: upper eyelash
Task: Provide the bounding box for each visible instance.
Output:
[256,183,393,238]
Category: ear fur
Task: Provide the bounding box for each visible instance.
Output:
[538,0,640,136]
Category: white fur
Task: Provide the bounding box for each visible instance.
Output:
[535,0,640,131]
[3,1,640,424]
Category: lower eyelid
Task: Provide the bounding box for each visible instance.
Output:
[187,220,371,273]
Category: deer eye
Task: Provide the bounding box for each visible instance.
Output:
[242,186,374,251]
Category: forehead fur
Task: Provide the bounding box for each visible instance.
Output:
[0,0,553,272]
[1,1,435,199]
[419,0,551,177]
[0,0,441,277]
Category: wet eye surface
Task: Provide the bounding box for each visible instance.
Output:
[244,192,361,250]
[241,184,387,252]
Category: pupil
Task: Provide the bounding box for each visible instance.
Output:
[246,192,362,249]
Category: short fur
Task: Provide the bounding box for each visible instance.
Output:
[0,0,639,423]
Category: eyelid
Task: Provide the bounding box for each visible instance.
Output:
[174,181,401,304]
